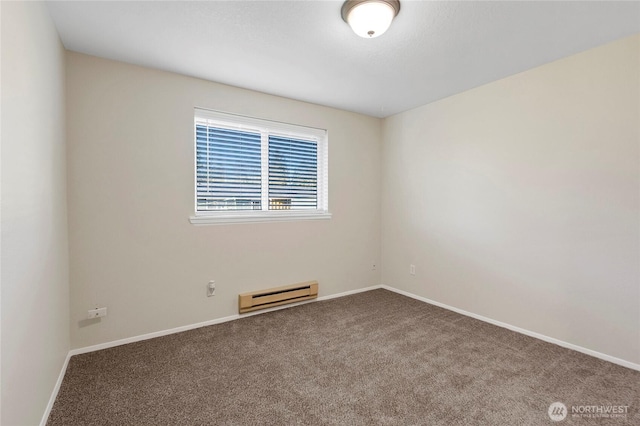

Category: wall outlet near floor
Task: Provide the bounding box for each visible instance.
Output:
[207,280,216,297]
[372,261,377,271]
[87,307,107,319]
[409,264,416,276]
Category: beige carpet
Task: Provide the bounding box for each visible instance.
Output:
[48,289,639,425]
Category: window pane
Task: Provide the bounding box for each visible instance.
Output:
[196,125,262,211]
[268,135,317,210]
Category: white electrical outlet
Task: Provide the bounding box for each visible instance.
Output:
[409,264,416,275]
[372,261,377,271]
[87,307,107,319]
[207,280,216,297]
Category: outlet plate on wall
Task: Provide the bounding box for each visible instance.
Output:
[87,307,107,319]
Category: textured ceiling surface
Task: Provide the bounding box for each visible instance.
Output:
[47,1,640,118]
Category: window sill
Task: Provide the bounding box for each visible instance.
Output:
[189,211,332,225]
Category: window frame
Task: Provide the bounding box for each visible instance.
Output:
[190,108,331,225]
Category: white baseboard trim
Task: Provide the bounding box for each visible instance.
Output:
[69,313,240,356]
[318,284,382,301]
[40,352,72,426]
[69,284,382,357]
[381,285,640,372]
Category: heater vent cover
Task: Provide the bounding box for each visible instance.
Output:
[238,281,318,314]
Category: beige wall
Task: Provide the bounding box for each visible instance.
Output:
[66,52,382,349]
[382,34,640,364]
[1,2,70,425]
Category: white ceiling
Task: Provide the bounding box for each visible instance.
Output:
[46,1,640,118]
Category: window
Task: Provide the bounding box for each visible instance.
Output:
[190,108,330,225]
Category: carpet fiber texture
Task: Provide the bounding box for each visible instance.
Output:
[48,289,639,425]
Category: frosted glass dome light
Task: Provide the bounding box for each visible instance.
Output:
[342,0,401,38]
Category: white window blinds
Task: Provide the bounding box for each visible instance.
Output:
[268,135,318,210]
[196,125,262,211]
[193,108,329,221]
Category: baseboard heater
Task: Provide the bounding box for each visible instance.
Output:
[238,281,318,314]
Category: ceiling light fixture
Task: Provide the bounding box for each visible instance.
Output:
[341,0,400,38]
